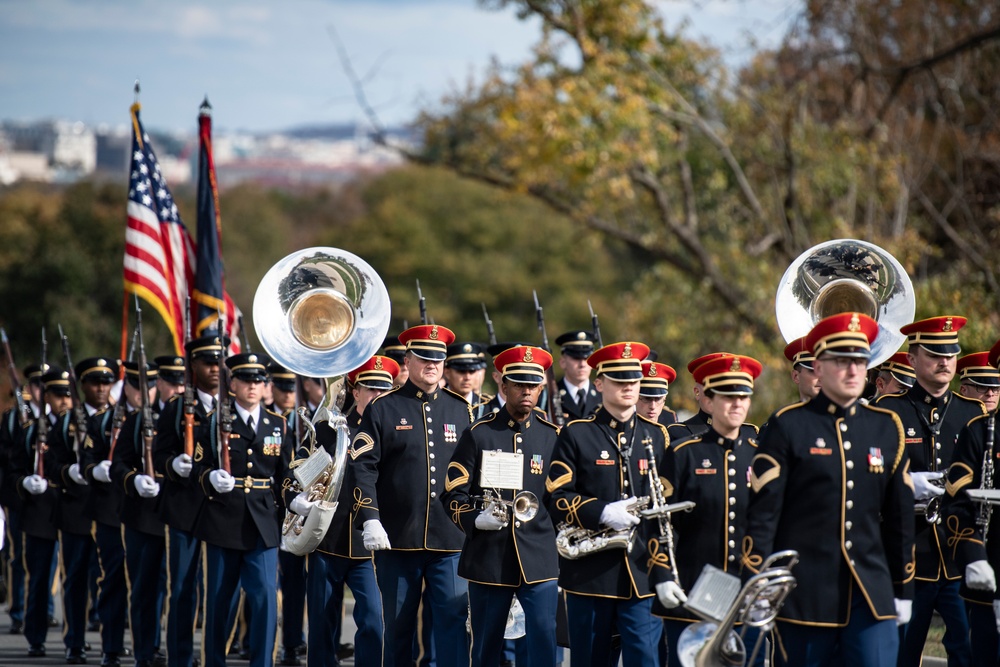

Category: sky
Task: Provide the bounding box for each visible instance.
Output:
[0,0,798,134]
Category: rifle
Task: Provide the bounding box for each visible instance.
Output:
[106,328,138,461]
[1,328,31,427]
[237,314,251,352]
[182,296,196,458]
[58,324,89,464]
[533,291,565,427]
[482,304,498,347]
[134,297,156,478]
[416,280,428,326]
[216,313,232,474]
[35,328,48,478]
[588,300,604,349]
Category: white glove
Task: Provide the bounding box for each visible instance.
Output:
[655,580,687,609]
[209,469,235,494]
[22,474,48,495]
[600,497,641,531]
[966,560,997,592]
[475,505,508,531]
[362,519,391,551]
[290,491,316,517]
[134,474,160,499]
[912,471,945,501]
[93,460,112,483]
[68,463,88,486]
[171,453,193,478]
[993,600,1000,634]
[894,598,912,626]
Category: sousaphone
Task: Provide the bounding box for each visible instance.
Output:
[253,247,390,555]
[775,239,914,368]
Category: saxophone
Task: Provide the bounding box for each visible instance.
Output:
[976,413,997,545]
[555,496,650,560]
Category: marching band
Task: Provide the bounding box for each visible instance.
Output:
[3,239,1000,667]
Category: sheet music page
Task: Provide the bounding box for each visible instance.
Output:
[479,450,524,490]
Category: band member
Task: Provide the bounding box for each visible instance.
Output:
[478,343,532,418]
[443,345,560,667]
[444,342,489,405]
[544,341,668,667]
[291,355,397,667]
[651,354,762,666]
[109,360,166,667]
[153,333,224,667]
[554,331,601,422]
[637,360,677,426]
[956,351,1000,413]
[942,339,1000,666]
[873,352,915,399]
[83,359,153,667]
[351,324,475,667]
[784,337,820,403]
[193,352,290,667]
[382,334,409,388]
[876,316,986,667]
[743,313,915,667]
[669,352,758,443]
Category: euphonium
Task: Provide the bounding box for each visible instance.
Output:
[555,496,650,560]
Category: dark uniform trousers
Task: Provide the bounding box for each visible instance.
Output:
[15,414,61,649]
[943,413,1000,666]
[274,405,306,659]
[112,408,168,663]
[544,409,668,667]
[876,386,985,667]
[351,381,474,667]
[743,393,915,667]
[193,405,290,667]
[153,395,210,667]
[0,406,30,628]
[442,408,561,667]
[82,408,128,656]
[292,418,383,667]
[653,427,758,667]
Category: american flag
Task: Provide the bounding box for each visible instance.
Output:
[123,103,195,354]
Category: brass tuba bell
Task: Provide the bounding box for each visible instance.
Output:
[775,239,914,367]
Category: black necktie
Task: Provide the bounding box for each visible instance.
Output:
[247,415,254,431]
[577,390,587,413]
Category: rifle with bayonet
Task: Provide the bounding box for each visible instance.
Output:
[482,304,497,347]
[35,329,49,478]
[588,300,604,349]
[416,280,428,326]
[106,328,138,461]
[135,297,156,478]
[216,314,232,474]
[58,324,88,464]
[2,328,31,428]
[237,314,251,352]
[183,296,196,458]
[533,291,565,427]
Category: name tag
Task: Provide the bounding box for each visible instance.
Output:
[396,425,413,431]
[595,460,616,466]
[695,468,716,475]
[809,447,832,456]
[904,438,922,444]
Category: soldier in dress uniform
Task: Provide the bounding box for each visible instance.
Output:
[876,316,986,667]
[636,360,677,426]
[956,351,1000,414]
[784,337,820,403]
[742,312,915,667]
[445,342,489,406]
[544,341,668,667]
[350,324,475,667]
[289,355,397,667]
[12,367,67,658]
[668,352,759,444]
[942,339,1000,666]
[382,335,409,388]
[153,333,225,667]
[873,352,915,399]
[83,359,154,667]
[554,331,601,422]
[110,360,169,667]
[192,352,291,667]
[155,355,187,409]
[442,345,561,667]
[651,354,763,666]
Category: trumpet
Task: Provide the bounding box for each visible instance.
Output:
[555,496,650,560]
[475,489,539,524]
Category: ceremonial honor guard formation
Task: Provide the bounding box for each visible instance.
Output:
[4,115,1000,667]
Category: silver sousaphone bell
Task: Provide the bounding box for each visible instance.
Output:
[254,247,391,555]
[775,239,914,368]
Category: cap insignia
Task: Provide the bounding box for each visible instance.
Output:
[943,317,953,332]
[61,371,69,379]
[623,343,633,359]
[429,326,439,340]
[848,314,860,332]
[97,359,107,366]
[523,348,534,362]
[577,332,586,340]
[248,354,257,364]
[649,365,657,377]
[730,358,741,372]
[213,337,220,345]
[462,344,471,353]
[374,357,383,370]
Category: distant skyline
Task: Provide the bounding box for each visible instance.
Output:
[0,0,797,134]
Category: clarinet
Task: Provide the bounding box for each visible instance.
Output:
[977,413,997,546]
[644,439,682,585]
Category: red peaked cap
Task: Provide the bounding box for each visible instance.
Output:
[806,313,878,358]
[692,355,762,395]
[398,324,456,361]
